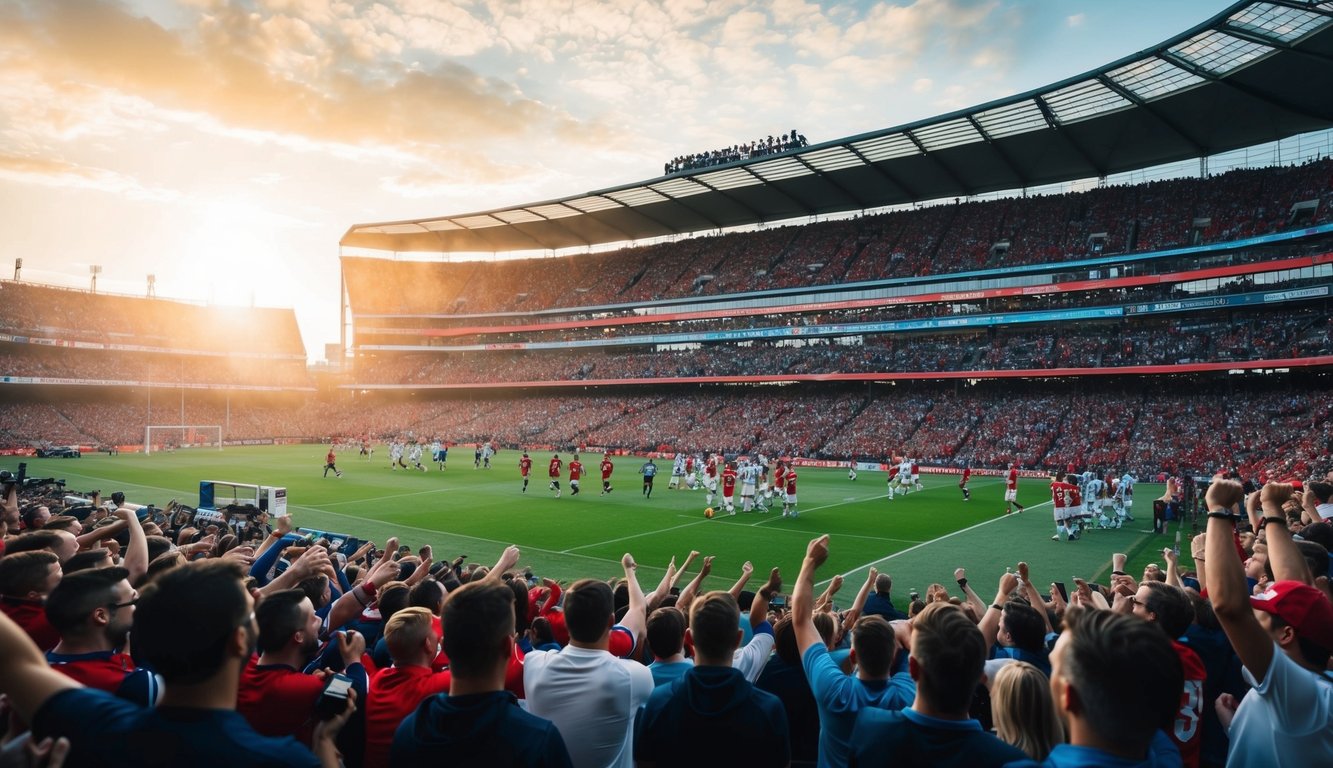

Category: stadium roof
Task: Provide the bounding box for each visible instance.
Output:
[341,0,1333,255]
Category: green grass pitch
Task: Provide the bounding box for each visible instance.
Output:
[12,446,1185,598]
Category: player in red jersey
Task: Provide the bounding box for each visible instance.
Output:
[548,454,563,498]
[600,453,614,495]
[885,459,900,501]
[323,446,342,478]
[782,467,799,518]
[720,462,738,515]
[1050,473,1080,541]
[910,460,921,490]
[518,452,533,493]
[959,465,972,501]
[774,462,788,505]
[568,455,584,496]
[1004,463,1025,515]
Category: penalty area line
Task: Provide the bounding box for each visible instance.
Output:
[815,500,1054,588]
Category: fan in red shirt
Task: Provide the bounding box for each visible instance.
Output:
[548,454,563,497]
[782,467,799,519]
[600,454,615,495]
[568,455,584,496]
[236,589,368,746]
[720,463,738,515]
[363,607,451,768]
[0,550,62,651]
[44,566,159,708]
[1130,580,1208,768]
[518,452,533,493]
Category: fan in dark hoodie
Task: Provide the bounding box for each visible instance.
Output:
[634,591,789,767]
[391,580,571,768]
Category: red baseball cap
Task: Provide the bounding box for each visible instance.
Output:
[1250,581,1333,651]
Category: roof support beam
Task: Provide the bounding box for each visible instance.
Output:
[680,175,768,222]
[965,115,1031,188]
[593,194,700,237]
[737,165,817,216]
[642,186,726,230]
[903,129,973,194]
[1219,24,1333,65]
[1095,74,1209,155]
[843,144,919,200]
[1158,51,1333,122]
[1033,96,1108,177]
[789,155,870,209]
[1266,0,1333,18]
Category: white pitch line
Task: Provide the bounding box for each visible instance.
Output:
[815,500,1054,588]
[563,519,711,553]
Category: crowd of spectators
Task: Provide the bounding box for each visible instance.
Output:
[344,158,1333,316]
[2,457,1331,767]
[2,383,1328,480]
[0,347,310,389]
[349,305,1331,387]
[664,130,809,175]
[0,281,305,358]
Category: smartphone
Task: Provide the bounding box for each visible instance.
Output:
[315,673,353,720]
[1054,582,1069,602]
[770,595,786,608]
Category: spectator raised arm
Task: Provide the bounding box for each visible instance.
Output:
[112,507,148,584]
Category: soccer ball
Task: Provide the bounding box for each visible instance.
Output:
[705,507,715,519]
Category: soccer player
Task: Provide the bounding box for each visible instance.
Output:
[720,462,738,516]
[474,444,482,469]
[1050,473,1080,541]
[959,464,971,501]
[640,458,658,498]
[407,442,426,472]
[886,459,900,501]
[782,466,799,519]
[600,453,614,495]
[910,459,922,491]
[773,461,788,506]
[1003,463,1025,515]
[568,455,583,496]
[547,454,563,497]
[436,441,448,470]
[704,454,719,508]
[1118,470,1137,524]
[482,442,494,469]
[740,459,759,513]
[848,465,858,481]
[669,453,685,490]
[519,452,533,493]
[757,458,771,509]
[323,446,342,478]
[390,440,406,470]
[894,457,914,498]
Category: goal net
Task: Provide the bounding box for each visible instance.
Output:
[144,425,223,455]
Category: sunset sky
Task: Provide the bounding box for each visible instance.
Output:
[0,0,1237,358]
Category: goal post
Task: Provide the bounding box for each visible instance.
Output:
[144,425,223,455]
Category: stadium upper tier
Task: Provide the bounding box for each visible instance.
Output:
[350,303,1331,387]
[2,383,1326,479]
[341,1,1333,255]
[343,159,1333,319]
[0,281,307,359]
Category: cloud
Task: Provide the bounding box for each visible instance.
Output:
[1067,13,1086,28]
[0,151,180,201]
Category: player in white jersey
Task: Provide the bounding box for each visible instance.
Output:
[1084,475,1104,520]
[481,442,494,469]
[740,460,760,513]
[408,442,426,471]
[892,459,914,498]
[389,440,405,470]
[669,454,685,489]
[1116,472,1136,525]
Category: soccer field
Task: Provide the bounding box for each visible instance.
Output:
[11,446,1180,595]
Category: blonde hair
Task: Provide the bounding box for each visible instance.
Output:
[384,605,435,663]
[991,661,1063,761]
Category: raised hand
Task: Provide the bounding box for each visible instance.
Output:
[805,535,830,568]
[1205,477,1244,512]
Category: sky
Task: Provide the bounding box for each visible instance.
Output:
[0,0,1242,360]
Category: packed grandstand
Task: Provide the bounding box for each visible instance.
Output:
[5,4,1333,768]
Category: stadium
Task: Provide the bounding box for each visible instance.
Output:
[2,2,1333,767]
